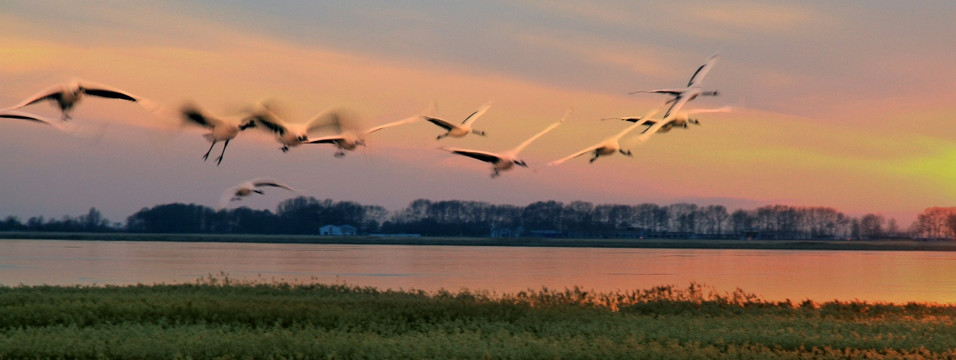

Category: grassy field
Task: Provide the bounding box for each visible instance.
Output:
[3,231,956,251]
[1,278,954,359]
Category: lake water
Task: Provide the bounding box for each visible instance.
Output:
[1,239,954,304]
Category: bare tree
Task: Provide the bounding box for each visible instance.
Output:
[859,213,885,239]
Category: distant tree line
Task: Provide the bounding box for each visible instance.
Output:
[2,198,956,240]
[0,207,113,233]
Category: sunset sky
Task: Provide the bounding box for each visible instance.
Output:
[2,1,955,227]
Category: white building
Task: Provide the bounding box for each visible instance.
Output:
[319,224,357,236]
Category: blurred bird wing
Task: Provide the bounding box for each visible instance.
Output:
[636,118,673,143]
[425,116,455,131]
[305,107,350,134]
[628,88,683,96]
[685,105,733,115]
[1,111,56,126]
[461,103,491,126]
[687,54,718,87]
[250,112,288,135]
[251,178,298,192]
[614,105,664,140]
[602,116,646,123]
[510,120,563,155]
[363,114,422,136]
[661,93,692,119]
[78,82,138,102]
[179,104,221,129]
[548,144,600,166]
[5,84,65,109]
[307,134,346,144]
[442,146,502,164]
[76,80,164,113]
[217,186,240,209]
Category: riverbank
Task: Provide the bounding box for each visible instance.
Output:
[1,280,953,359]
[2,231,955,251]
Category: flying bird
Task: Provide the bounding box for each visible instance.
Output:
[248,100,339,152]
[604,106,733,136]
[629,55,719,119]
[424,102,491,140]
[307,105,428,157]
[440,110,567,178]
[179,102,257,166]
[218,178,299,209]
[548,107,662,166]
[3,79,160,121]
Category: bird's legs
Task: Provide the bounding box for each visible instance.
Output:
[619,149,633,157]
[202,140,218,161]
[215,139,230,166]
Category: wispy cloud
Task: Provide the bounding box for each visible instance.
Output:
[687,2,828,35]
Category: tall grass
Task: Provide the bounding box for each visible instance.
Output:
[1,276,954,359]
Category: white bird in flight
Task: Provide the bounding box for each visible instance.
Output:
[218,178,299,209]
[548,106,662,166]
[248,101,339,152]
[424,102,490,140]
[630,55,719,120]
[307,104,429,157]
[441,110,568,178]
[604,106,733,136]
[3,79,160,121]
[179,102,257,166]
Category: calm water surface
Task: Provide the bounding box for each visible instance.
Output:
[1,239,954,304]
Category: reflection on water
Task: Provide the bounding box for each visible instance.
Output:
[0,239,954,304]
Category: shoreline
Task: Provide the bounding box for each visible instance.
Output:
[2,231,955,251]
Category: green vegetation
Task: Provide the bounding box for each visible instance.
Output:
[1,278,954,359]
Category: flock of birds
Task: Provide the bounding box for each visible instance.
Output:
[1,55,731,207]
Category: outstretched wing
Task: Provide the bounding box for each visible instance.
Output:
[685,105,733,115]
[441,146,502,164]
[78,80,162,113]
[628,89,683,96]
[0,111,56,125]
[661,94,691,119]
[249,111,288,135]
[0,111,72,132]
[612,105,664,140]
[363,114,422,136]
[461,103,491,126]
[425,116,455,131]
[602,116,658,129]
[636,118,675,143]
[5,84,64,110]
[548,144,600,166]
[251,178,298,192]
[687,54,718,87]
[510,119,563,155]
[81,88,137,102]
[306,107,352,134]
[179,104,218,129]
[307,135,346,144]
